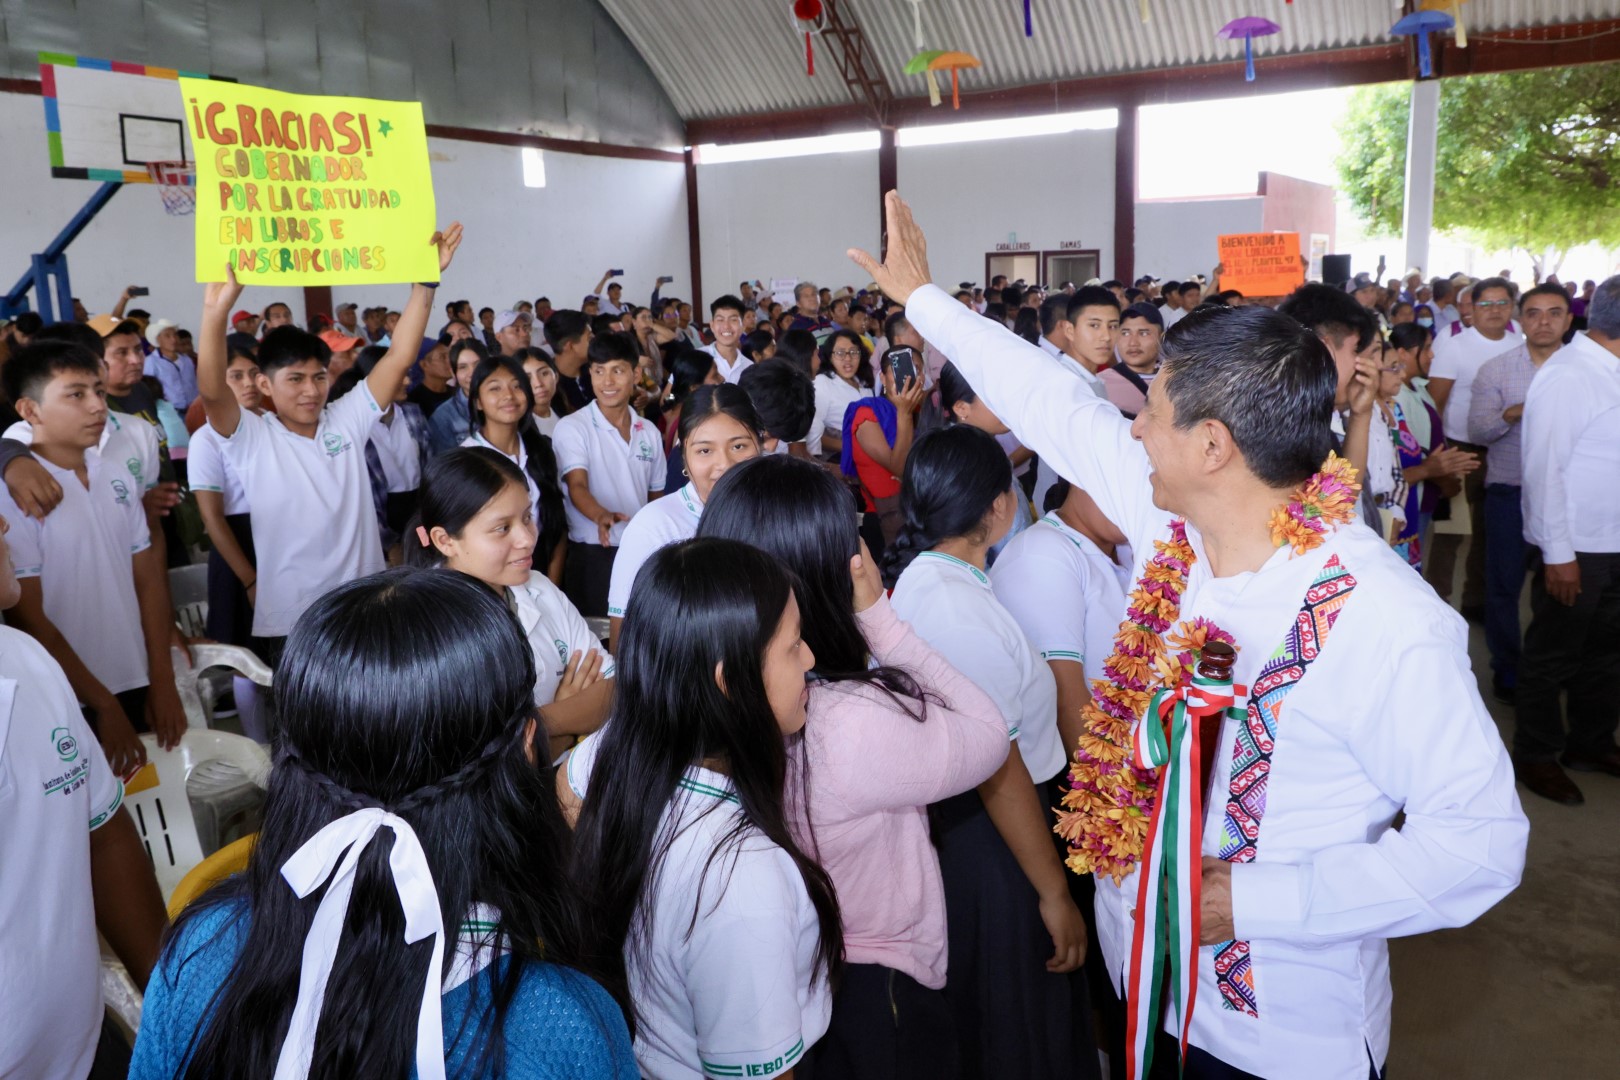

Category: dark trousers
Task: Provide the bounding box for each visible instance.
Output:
[807,963,960,1080]
[1482,484,1527,684]
[1514,551,1620,762]
[562,542,617,618]
[1424,442,1486,609]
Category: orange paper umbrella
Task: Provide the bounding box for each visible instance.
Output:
[925,50,981,110]
[1420,0,1469,48]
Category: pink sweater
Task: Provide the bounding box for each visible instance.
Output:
[787,593,1010,989]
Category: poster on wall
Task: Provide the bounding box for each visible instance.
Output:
[770,277,799,307]
[1308,234,1330,284]
[1217,232,1304,297]
[181,77,438,285]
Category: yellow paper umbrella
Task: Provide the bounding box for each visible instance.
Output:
[1421,0,1469,48]
[925,50,981,110]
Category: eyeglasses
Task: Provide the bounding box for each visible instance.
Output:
[1475,299,1511,308]
[830,348,862,359]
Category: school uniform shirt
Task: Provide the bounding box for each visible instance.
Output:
[1429,325,1523,441]
[566,732,831,1080]
[4,411,159,495]
[1521,331,1620,563]
[904,281,1527,1080]
[606,481,703,618]
[373,410,423,493]
[0,628,125,1080]
[701,343,753,385]
[889,552,1066,785]
[531,410,561,439]
[221,379,387,638]
[1032,351,1112,515]
[551,401,666,547]
[809,373,866,454]
[459,431,542,528]
[187,422,250,515]
[509,571,615,706]
[0,442,152,695]
[144,350,200,411]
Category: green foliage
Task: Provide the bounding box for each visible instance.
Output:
[1336,64,1620,256]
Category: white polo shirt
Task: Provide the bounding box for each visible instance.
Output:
[187,422,250,515]
[890,551,1065,784]
[461,430,541,530]
[0,443,152,695]
[606,482,703,618]
[220,380,386,637]
[1429,325,1523,441]
[809,373,866,454]
[5,411,158,494]
[551,401,666,547]
[371,410,421,493]
[991,511,1132,671]
[510,571,615,706]
[0,628,124,1080]
[567,731,831,1080]
[702,343,753,385]
[1033,352,1112,513]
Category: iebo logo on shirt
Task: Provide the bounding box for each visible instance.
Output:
[52,726,79,762]
[321,432,352,457]
[635,438,655,464]
[110,479,131,505]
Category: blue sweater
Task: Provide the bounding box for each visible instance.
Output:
[129,900,636,1079]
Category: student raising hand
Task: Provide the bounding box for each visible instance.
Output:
[197,265,249,437]
[362,223,465,409]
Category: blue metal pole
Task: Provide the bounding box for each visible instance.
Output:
[2,181,122,318]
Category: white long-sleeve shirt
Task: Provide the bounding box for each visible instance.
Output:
[1520,330,1620,563]
[905,283,1527,1080]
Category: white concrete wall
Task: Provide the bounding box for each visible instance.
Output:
[0,90,688,329]
[898,128,1117,287]
[1134,197,1264,283]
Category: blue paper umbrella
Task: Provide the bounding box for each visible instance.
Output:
[1218,18,1281,83]
[1392,10,1455,78]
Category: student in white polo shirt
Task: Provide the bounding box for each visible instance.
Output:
[0,342,188,777]
[701,294,753,383]
[0,514,168,1080]
[551,331,666,616]
[407,447,613,758]
[883,425,1092,1080]
[195,223,464,663]
[571,538,840,1080]
[607,384,762,651]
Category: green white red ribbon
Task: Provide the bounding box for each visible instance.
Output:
[1124,674,1246,1080]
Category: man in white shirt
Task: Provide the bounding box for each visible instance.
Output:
[850,192,1526,1080]
[1514,274,1620,806]
[1032,286,1118,511]
[1036,293,1071,362]
[701,295,753,383]
[1427,277,1523,615]
[142,317,198,410]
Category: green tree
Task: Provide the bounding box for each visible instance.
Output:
[1336,64,1620,276]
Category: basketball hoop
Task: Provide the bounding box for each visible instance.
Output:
[146,160,196,216]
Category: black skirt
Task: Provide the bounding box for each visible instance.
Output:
[205,513,256,646]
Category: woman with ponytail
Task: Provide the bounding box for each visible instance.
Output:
[883,425,1096,1080]
[130,568,635,1079]
[570,538,844,1079]
[938,360,1034,563]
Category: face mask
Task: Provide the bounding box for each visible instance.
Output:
[1417,318,1434,328]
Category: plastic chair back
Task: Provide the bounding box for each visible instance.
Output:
[169,564,210,637]
[128,731,270,902]
[167,833,257,919]
[171,643,274,730]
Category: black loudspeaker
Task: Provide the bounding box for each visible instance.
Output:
[1321,254,1352,287]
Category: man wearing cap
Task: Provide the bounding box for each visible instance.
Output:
[333,302,362,339]
[1348,273,1390,335]
[318,328,367,381]
[227,310,261,355]
[142,318,198,410]
[581,294,602,318]
[1099,302,1163,418]
[493,310,531,356]
[406,338,456,418]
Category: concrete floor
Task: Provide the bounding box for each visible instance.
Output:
[1387,615,1620,1078]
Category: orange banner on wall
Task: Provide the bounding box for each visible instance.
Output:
[1217,232,1304,297]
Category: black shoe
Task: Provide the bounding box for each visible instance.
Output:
[1514,758,1584,805]
[1561,749,1620,779]
[1492,677,1516,706]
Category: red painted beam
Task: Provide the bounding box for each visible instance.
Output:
[684,148,703,317]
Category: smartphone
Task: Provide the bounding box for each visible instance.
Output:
[884,345,919,389]
[128,286,150,297]
[609,268,625,277]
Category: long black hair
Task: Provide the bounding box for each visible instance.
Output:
[817,329,873,388]
[698,455,928,709]
[169,569,615,1078]
[881,425,1013,588]
[572,539,844,1033]
[511,346,573,417]
[937,360,978,419]
[666,348,717,408]
[465,354,566,567]
[678,383,764,460]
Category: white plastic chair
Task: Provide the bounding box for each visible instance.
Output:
[169,563,210,638]
[171,643,274,730]
[129,730,270,903]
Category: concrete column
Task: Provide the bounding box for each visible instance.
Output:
[1114,103,1138,285]
[1402,78,1440,279]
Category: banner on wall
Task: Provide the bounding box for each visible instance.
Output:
[180,78,438,285]
[1216,232,1304,297]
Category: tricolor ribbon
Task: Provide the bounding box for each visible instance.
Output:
[1124,674,1247,1080]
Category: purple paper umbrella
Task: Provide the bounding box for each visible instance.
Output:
[1218,17,1281,83]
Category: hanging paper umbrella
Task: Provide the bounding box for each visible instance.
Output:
[912,51,980,110]
[903,0,944,106]
[905,49,948,107]
[1421,0,1469,48]
[1217,17,1281,83]
[792,0,823,76]
[1023,0,1033,37]
[1392,10,1454,79]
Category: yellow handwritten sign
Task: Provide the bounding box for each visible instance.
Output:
[180,78,438,285]
[1216,232,1303,298]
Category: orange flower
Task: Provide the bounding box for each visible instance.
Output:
[1269,506,1322,555]
[1078,732,1129,764]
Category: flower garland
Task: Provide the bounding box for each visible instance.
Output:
[1055,454,1361,882]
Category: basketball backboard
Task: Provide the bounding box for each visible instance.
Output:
[39,52,232,183]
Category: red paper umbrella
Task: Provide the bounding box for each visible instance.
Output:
[793,0,824,76]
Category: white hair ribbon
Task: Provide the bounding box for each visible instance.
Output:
[272,808,448,1080]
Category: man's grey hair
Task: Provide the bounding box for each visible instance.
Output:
[795,281,818,302]
[1589,274,1620,338]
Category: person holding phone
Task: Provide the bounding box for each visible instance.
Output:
[840,334,927,554]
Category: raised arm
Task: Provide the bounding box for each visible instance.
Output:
[197,269,247,437]
[850,192,1153,542]
[363,223,463,406]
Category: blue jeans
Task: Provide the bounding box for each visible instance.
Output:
[1483,484,1526,684]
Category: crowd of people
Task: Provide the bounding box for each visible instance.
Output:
[3,190,1616,1079]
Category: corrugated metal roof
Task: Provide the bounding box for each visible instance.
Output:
[597,0,1620,120]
